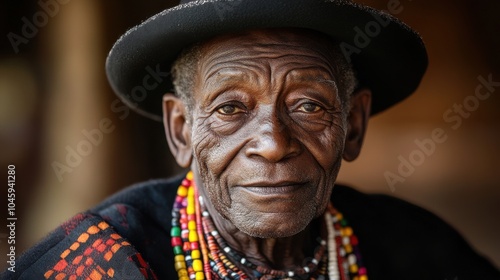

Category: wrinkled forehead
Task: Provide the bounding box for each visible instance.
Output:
[201,28,335,63]
[195,28,340,78]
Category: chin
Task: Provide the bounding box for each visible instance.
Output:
[230,209,316,239]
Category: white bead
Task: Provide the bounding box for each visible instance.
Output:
[303,266,310,273]
[224,247,231,253]
[348,254,357,265]
[342,236,350,245]
[240,258,246,264]
[325,212,340,280]
[287,271,294,277]
[339,248,346,257]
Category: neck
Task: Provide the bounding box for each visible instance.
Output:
[214,210,321,270]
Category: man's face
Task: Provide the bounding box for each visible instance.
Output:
[189,29,350,238]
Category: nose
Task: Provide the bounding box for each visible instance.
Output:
[245,112,301,162]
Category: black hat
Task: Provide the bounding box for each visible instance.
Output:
[106,0,428,121]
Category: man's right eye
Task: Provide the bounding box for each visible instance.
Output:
[217,105,243,115]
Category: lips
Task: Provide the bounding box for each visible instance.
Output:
[239,182,307,196]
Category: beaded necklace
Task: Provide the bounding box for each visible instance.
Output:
[171,172,368,280]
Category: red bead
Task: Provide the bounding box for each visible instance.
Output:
[171,237,182,247]
[350,235,359,245]
[182,179,190,187]
[188,214,196,221]
[191,242,199,250]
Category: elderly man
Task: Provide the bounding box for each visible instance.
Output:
[5,0,500,279]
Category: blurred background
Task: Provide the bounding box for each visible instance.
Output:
[1,0,499,271]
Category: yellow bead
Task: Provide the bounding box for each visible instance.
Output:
[344,244,353,253]
[344,227,353,236]
[353,277,360,280]
[188,221,197,230]
[189,231,199,242]
[360,276,368,280]
[195,272,205,279]
[187,204,195,215]
[175,261,186,271]
[175,255,185,262]
[188,186,195,197]
[193,259,203,272]
[179,277,189,280]
[186,171,194,180]
[177,186,188,197]
[191,249,201,259]
[349,264,358,273]
[178,269,188,277]
[336,213,343,220]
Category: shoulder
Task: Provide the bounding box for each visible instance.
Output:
[332,184,500,279]
[2,213,156,280]
[3,176,184,280]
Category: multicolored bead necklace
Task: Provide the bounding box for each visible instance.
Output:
[170,172,368,280]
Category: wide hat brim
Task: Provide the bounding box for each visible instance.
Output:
[106,0,428,121]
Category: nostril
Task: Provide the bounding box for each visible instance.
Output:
[245,127,301,162]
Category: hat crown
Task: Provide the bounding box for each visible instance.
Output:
[179,0,196,4]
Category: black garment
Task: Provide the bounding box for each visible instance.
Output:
[3,174,500,279]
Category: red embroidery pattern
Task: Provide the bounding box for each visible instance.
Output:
[43,221,155,279]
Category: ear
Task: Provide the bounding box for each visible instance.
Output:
[343,88,372,162]
[163,94,192,168]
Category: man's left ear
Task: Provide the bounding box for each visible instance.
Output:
[343,88,372,162]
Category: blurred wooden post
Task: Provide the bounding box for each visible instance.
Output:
[20,0,111,248]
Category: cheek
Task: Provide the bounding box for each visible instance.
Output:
[191,119,247,176]
[295,120,346,214]
[296,118,346,172]
[190,116,250,209]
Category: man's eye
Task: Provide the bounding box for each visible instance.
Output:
[297,103,321,113]
[217,105,243,115]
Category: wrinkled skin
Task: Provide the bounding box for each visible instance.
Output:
[163,29,371,270]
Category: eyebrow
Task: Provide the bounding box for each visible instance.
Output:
[203,68,247,88]
[292,76,339,93]
[316,78,338,91]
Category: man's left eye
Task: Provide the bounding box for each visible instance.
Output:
[297,103,321,113]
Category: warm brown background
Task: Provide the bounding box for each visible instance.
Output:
[1,0,499,271]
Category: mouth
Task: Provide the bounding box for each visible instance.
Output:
[240,182,307,196]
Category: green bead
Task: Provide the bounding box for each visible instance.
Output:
[173,245,183,255]
[171,226,181,237]
[340,219,348,227]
